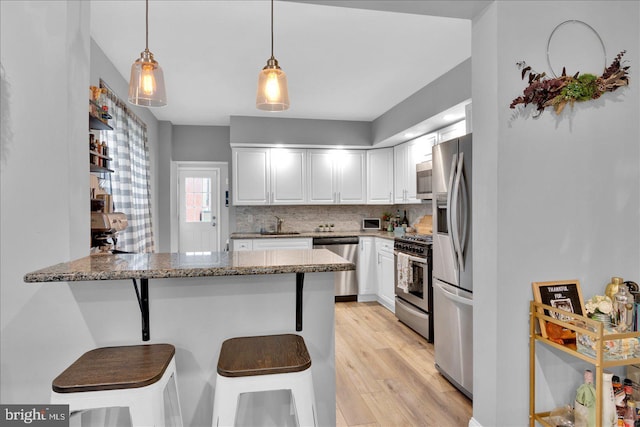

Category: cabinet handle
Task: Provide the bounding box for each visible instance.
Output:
[389,192,392,203]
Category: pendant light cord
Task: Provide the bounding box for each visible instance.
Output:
[145,0,149,51]
[270,0,274,58]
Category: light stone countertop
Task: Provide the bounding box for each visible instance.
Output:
[230,230,396,240]
[24,249,355,283]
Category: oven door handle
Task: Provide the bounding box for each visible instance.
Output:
[394,251,427,264]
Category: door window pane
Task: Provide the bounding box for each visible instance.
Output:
[185,177,211,222]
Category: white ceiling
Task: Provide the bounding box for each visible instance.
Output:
[90,1,483,127]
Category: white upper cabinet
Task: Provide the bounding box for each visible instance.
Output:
[307,150,337,204]
[270,148,306,205]
[232,148,306,205]
[366,148,394,204]
[232,148,270,205]
[394,133,435,204]
[437,120,467,144]
[308,149,366,204]
[337,150,366,204]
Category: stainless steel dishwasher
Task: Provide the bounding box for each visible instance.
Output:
[313,236,359,301]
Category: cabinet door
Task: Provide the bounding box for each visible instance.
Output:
[232,239,253,251]
[437,120,467,144]
[405,133,436,203]
[357,237,376,296]
[337,150,366,204]
[377,243,395,313]
[232,148,270,206]
[252,238,312,250]
[393,143,409,204]
[366,148,394,204]
[307,150,337,204]
[271,148,306,205]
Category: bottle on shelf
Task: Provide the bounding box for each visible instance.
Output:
[401,210,409,228]
[89,134,97,165]
[603,372,617,427]
[623,400,636,427]
[613,375,626,420]
[574,369,596,427]
[614,285,632,332]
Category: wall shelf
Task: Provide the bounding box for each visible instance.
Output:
[89,114,113,131]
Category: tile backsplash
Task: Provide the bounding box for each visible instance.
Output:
[234,203,432,233]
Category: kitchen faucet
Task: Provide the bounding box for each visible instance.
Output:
[275,216,284,233]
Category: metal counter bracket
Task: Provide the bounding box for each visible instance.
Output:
[296,272,304,332]
[132,278,150,341]
[130,274,303,341]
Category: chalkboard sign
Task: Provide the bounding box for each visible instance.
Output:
[532,280,585,337]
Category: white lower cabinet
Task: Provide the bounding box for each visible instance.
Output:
[232,239,253,251]
[252,238,312,250]
[232,238,312,251]
[375,238,395,313]
[357,237,376,300]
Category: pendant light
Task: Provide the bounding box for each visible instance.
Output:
[128,0,167,107]
[256,0,290,111]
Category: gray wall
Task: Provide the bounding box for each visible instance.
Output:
[371,58,472,145]
[173,125,231,162]
[230,116,371,147]
[473,1,640,425]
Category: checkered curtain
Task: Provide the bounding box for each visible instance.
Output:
[101,81,155,253]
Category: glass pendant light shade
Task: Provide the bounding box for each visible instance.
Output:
[129,49,167,107]
[256,0,289,111]
[128,0,167,107]
[256,57,289,111]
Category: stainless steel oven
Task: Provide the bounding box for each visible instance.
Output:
[394,234,433,342]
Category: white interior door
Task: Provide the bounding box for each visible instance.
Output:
[178,168,220,253]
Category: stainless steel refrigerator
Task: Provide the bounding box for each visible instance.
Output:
[432,133,473,399]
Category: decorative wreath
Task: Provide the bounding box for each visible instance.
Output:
[510,50,630,117]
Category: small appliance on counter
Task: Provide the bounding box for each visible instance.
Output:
[91,212,128,252]
[362,218,381,231]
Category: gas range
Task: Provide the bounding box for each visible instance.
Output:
[394,234,432,257]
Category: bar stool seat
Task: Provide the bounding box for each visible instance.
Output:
[212,334,317,427]
[51,344,183,427]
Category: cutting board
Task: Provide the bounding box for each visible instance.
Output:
[415,215,432,235]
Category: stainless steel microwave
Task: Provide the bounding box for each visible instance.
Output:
[416,160,432,200]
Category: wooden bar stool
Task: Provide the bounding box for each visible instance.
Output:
[51,344,183,427]
[212,334,317,427]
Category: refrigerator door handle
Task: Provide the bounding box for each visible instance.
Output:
[435,281,473,306]
[458,154,469,270]
[451,152,465,272]
[446,153,458,267]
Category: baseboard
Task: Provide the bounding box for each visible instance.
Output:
[469,417,482,427]
[356,294,377,302]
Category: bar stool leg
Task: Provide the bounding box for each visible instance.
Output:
[212,375,241,426]
[165,373,184,427]
[290,370,317,427]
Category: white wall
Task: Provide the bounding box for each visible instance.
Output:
[0,0,95,402]
[472,1,640,425]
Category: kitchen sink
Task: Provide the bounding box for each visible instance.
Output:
[259,231,300,235]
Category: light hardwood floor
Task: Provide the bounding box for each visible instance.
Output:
[335,301,472,427]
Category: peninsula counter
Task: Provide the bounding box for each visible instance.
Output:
[24,249,353,426]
